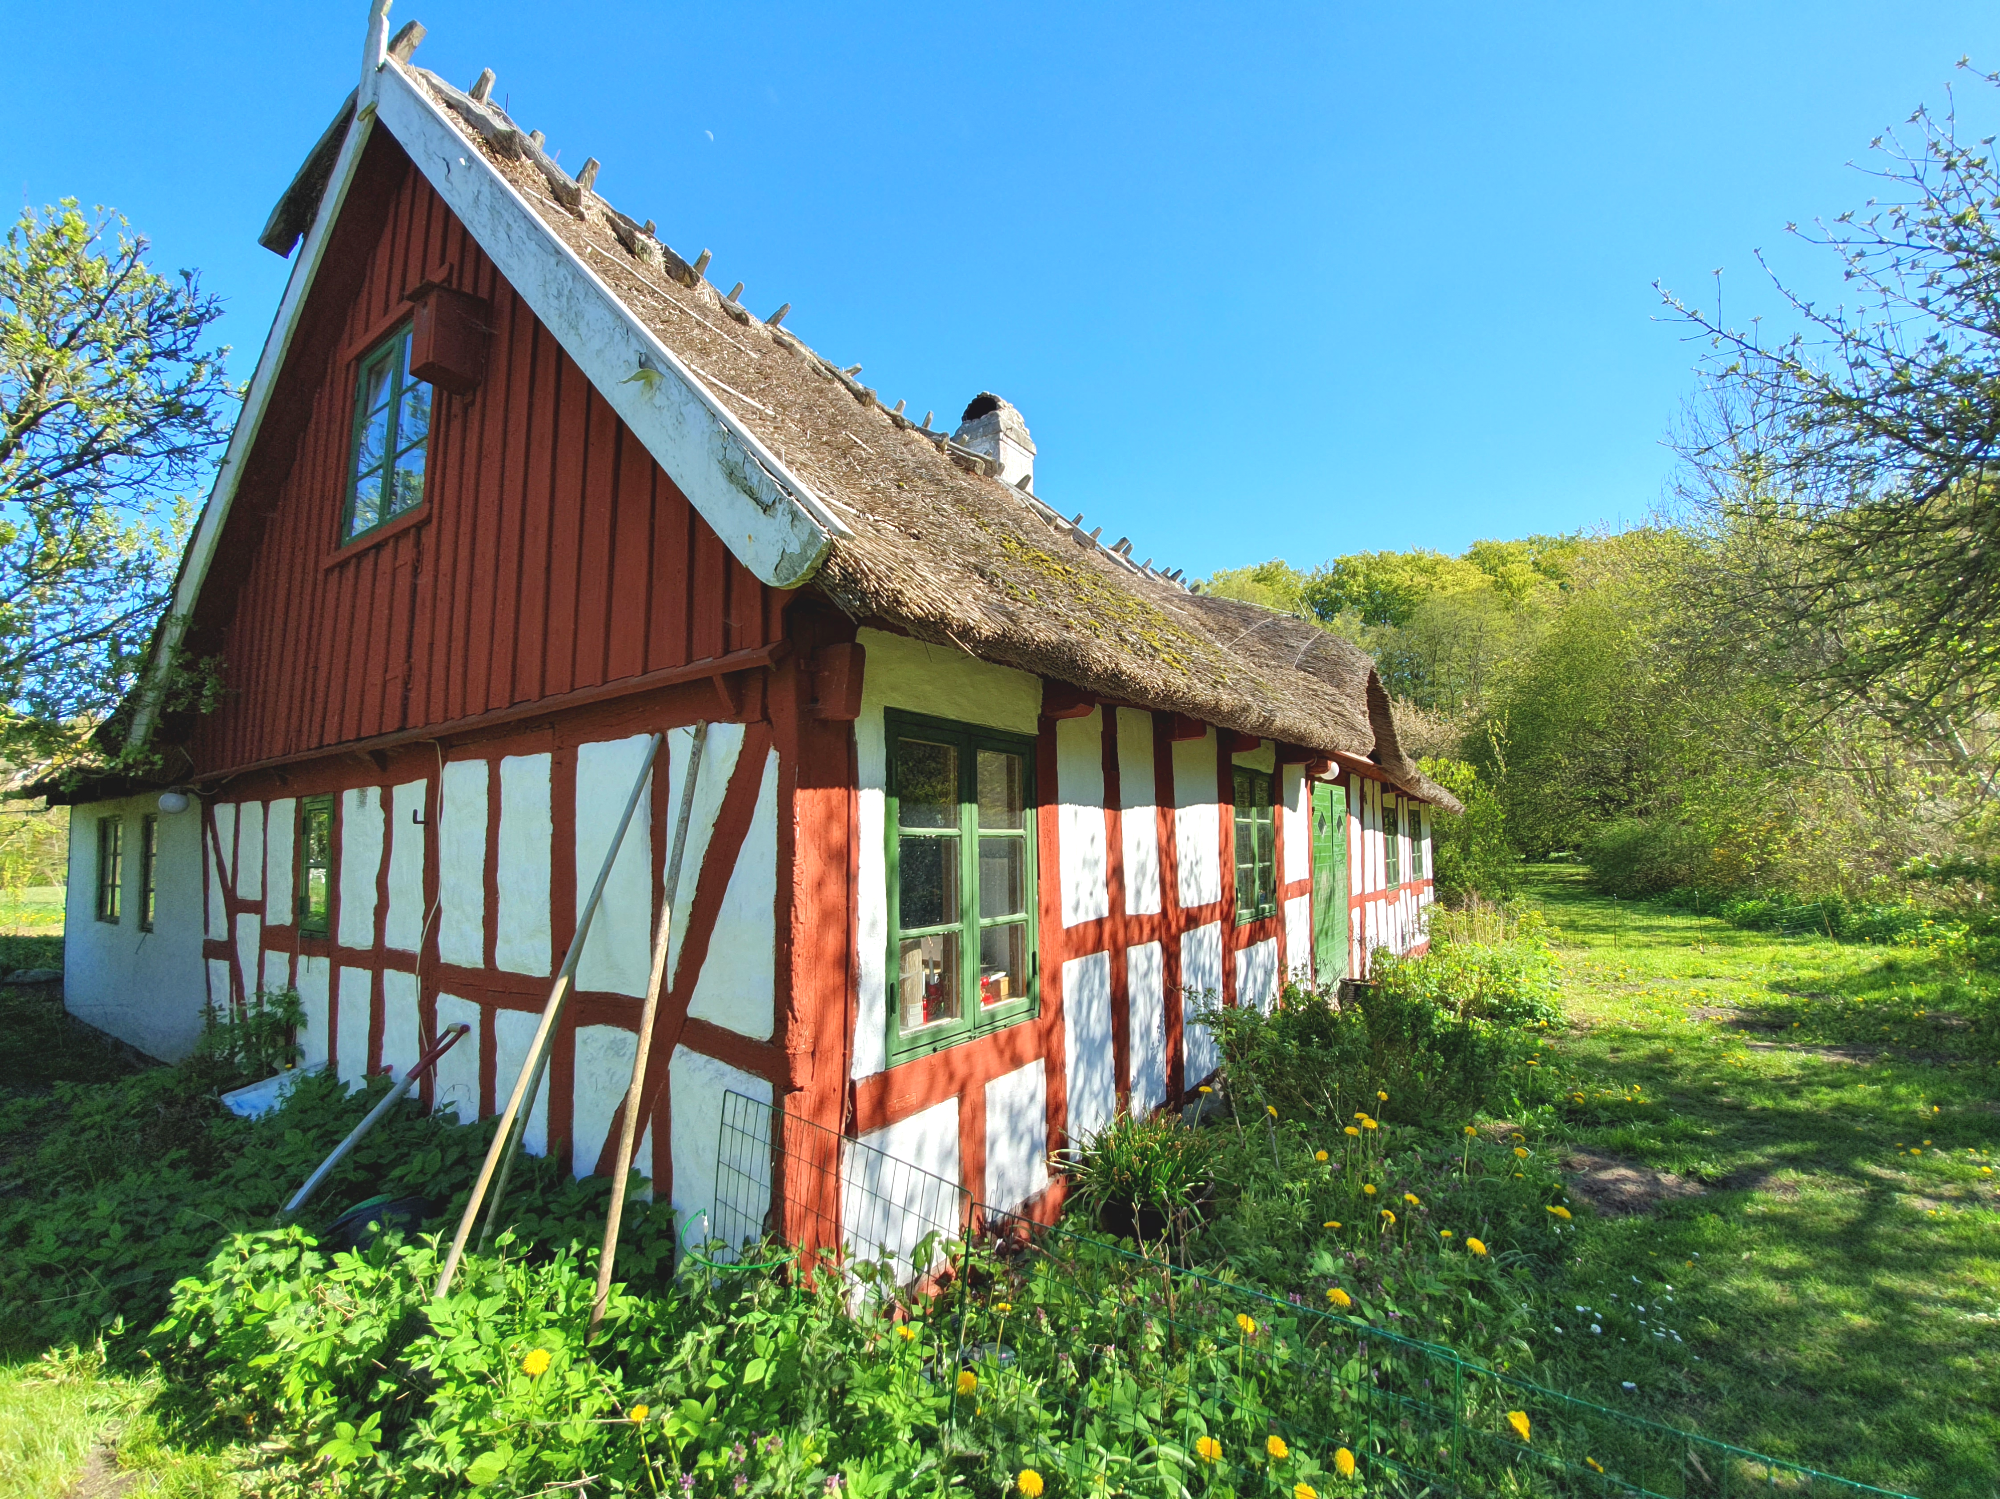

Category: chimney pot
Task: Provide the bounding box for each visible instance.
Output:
[950,392,1035,491]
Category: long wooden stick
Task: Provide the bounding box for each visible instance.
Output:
[591,722,707,1326]
[434,732,663,1299]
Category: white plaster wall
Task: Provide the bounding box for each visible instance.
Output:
[572,1023,638,1177]
[575,735,655,996]
[847,1095,960,1269]
[1172,731,1222,908]
[297,956,331,1071]
[237,802,265,900]
[669,1045,772,1242]
[1233,739,1276,774]
[493,1006,551,1155]
[62,797,209,1061]
[439,760,488,967]
[204,804,228,940]
[1284,894,1313,984]
[665,721,746,977]
[433,993,482,1121]
[336,966,373,1085]
[1127,939,1166,1115]
[1056,710,1109,927]
[852,628,1041,1080]
[1236,937,1279,1014]
[233,913,261,998]
[381,969,420,1078]
[686,747,777,1038]
[985,1059,1048,1212]
[338,787,384,950]
[1116,708,1161,916]
[1062,950,1115,1145]
[497,754,553,976]
[385,780,428,952]
[267,798,295,927]
[1281,767,1309,884]
[1181,921,1222,1087]
[206,957,231,1010]
[261,949,291,999]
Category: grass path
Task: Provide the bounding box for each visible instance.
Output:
[1526,866,2000,1498]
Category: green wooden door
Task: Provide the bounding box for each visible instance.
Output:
[1310,782,1349,984]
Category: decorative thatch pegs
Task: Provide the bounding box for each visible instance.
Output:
[388,21,426,61]
[470,68,496,103]
[767,303,790,327]
[892,399,907,415]
[529,129,546,149]
[1071,513,1085,525]
[1114,538,1132,555]
[1016,475,1033,491]
[692,249,712,276]
[1088,526,1103,542]
[843,364,862,376]
[643,220,656,237]
[922,412,933,429]
[577,158,601,191]
[727,282,744,303]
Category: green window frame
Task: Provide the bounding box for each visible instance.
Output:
[1410,805,1427,881]
[1384,795,1402,888]
[95,817,123,923]
[138,814,159,931]
[296,796,334,936]
[886,711,1038,1063]
[1232,766,1277,923]
[342,325,432,542]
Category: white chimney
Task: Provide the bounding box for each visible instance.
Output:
[951,393,1035,491]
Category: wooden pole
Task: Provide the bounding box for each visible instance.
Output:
[590,722,707,1327]
[433,732,663,1299]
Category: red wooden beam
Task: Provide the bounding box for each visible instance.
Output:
[1164,713,1206,742]
[1217,729,1260,756]
[1042,680,1096,719]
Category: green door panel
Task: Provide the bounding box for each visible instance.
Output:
[1310,782,1349,984]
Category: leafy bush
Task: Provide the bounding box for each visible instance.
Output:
[186,987,304,1091]
[1062,1113,1213,1237]
[1585,816,1709,897]
[1420,757,1521,902]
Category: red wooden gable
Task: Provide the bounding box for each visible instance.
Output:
[180,131,786,777]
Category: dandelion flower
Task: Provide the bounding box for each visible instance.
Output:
[1195,1436,1222,1463]
[995,1302,1013,1315]
[1466,1237,1488,1256]
[1335,1447,1356,1478]
[1323,1220,1342,1230]
[1547,1205,1572,1221]
[1362,1184,1377,1196]
[957,1371,978,1395]
[1295,1485,1318,1499]
[896,1325,917,1342]
[1403,1193,1420,1206]
[1377,1091,1388,1102]
[1362,1118,1378,1130]
[1267,1105,1279,1118]
[1198,1085,1213,1095]
[522,1348,552,1377]
[1017,1470,1045,1497]
[1587,1457,1605,1474]
[1440,1229,1453,1238]
[1327,1286,1352,1308]
[1506,1410,1531,1443]
[1267,1434,1290,1460]
[1344,1126,1360,1137]
[629,1404,650,1423]
[1514,1146,1529,1158]
[1315,1150,1329,1162]
[1380,1209,1396,1225]
[1237,1313,1258,1337]
[1464,1125,1477,1136]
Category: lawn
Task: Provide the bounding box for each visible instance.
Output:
[1525,865,2000,1497]
[0,884,65,937]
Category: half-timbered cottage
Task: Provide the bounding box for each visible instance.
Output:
[57,4,1457,1245]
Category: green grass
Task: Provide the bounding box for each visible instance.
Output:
[0,885,64,938]
[1523,865,2000,1499]
[0,1350,238,1498]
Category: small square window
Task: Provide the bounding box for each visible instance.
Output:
[96,817,123,924]
[138,815,159,931]
[342,327,431,542]
[296,796,334,936]
[1233,767,1276,922]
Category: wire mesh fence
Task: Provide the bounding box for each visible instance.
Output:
[711,1091,1917,1499]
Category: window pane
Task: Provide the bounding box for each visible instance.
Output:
[355,402,390,476]
[979,923,1027,1006]
[898,834,958,930]
[349,469,384,536]
[301,801,333,931]
[387,442,426,516]
[359,356,393,418]
[897,931,960,1030]
[976,750,1024,829]
[398,368,431,449]
[896,739,958,829]
[979,837,1025,918]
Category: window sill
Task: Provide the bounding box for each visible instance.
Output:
[888,1002,1036,1067]
[323,503,429,568]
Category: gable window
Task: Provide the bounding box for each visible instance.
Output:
[887,712,1037,1062]
[138,814,159,931]
[1384,796,1402,887]
[343,326,431,542]
[95,817,123,923]
[296,796,334,936]
[1232,766,1276,922]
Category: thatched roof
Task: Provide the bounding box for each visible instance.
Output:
[272,60,1455,810]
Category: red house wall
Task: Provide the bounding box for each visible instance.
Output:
[182,131,783,778]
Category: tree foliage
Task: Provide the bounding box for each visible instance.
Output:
[0,200,234,767]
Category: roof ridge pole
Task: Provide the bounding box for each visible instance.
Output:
[359,0,392,108]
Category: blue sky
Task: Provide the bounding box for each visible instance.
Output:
[6,2,1997,578]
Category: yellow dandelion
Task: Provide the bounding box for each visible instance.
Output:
[1354,1111,1368,1120]
[1267,1104,1279,1118]
[1344,1126,1360,1137]
[1546,1204,1572,1221]
[1237,1313,1258,1337]
[1380,1209,1396,1225]
[956,1370,978,1396]
[628,1404,650,1423]
[1440,1229,1453,1238]
[1362,1118,1378,1130]
[1267,1434,1290,1460]
[1335,1447,1356,1478]
[1466,1236,1487,1255]
[1403,1193,1420,1206]
[1376,1090,1388,1102]
[521,1348,551,1377]
[1587,1457,1605,1474]
[1506,1410,1531,1443]
[1326,1286,1352,1308]
[995,1302,1013,1315]
[1362,1184,1377,1196]
[1198,1085,1213,1094]
[1295,1485,1318,1499]
[1323,1220,1342,1230]
[1018,1470,1045,1497]
[1315,1149,1330,1162]
[1514,1146,1529,1158]
[1464,1125,1477,1136]
[1195,1435,1223,1464]
[896,1324,917,1342]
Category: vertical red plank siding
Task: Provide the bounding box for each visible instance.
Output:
[183,141,783,776]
